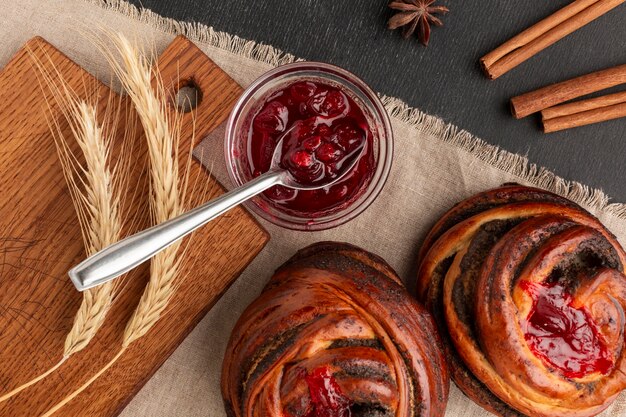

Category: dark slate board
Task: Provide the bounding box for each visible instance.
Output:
[129,0,626,201]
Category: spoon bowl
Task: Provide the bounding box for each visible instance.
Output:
[269,121,366,191]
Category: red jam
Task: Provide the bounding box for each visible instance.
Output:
[247,80,374,216]
[520,281,613,378]
[302,367,351,417]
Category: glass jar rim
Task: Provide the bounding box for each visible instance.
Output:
[224,61,394,231]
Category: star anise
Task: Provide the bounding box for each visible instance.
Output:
[388,0,449,46]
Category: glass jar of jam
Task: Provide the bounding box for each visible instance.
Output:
[225,62,393,231]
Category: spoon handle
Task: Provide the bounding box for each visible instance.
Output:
[68,170,286,292]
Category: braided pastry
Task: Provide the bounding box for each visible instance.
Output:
[417,184,626,417]
[222,242,449,417]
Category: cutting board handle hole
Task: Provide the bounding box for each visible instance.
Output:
[174,79,202,113]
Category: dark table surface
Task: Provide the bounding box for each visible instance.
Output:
[130,0,626,202]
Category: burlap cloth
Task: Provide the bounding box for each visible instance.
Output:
[2,0,626,416]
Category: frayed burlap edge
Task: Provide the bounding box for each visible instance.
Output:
[85,0,626,219]
[84,0,299,66]
[381,96,626,218]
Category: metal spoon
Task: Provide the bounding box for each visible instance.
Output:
[68,123,365,291]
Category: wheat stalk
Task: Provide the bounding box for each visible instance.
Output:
[61,101,122,356]
[105,32,186,348]
[40,33,192,416]
[0,50,127,403]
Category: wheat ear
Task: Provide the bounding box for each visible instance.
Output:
[40,33,191,417]
[0,52,126,403]
[60,101,122,355]
[104,33,186,347]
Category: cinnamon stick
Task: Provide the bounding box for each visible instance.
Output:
[542,101,626,132]
[510,64,626,118]
[481,0,625,80]
[541,90,626,120]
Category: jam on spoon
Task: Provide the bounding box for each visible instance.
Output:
[520,281,613,378]
[248,80,374,216]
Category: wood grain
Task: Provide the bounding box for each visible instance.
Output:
[0,35,268,416]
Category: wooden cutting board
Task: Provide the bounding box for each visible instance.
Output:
[0,36,268,416]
